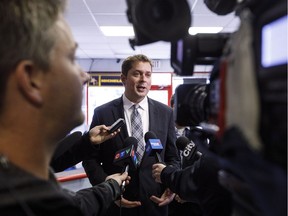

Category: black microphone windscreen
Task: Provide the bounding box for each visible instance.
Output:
[144,131,157,142]
[53,131,82,160]
[176,136,190,151]
[124,136,138,148]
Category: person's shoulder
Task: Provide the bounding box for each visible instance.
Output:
[94,97,122,111]
[148,97,172,111]
[0,166,82,215]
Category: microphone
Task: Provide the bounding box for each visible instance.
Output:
[144,131,163,163]
[176,136,202,168]
[51,131,83,172]
[53,131,83,160]
[113,137,138,192]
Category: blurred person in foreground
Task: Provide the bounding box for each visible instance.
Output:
[0,1,128,216]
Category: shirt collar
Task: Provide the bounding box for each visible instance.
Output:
[122,94,148,111]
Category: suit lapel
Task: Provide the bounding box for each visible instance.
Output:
[148,98,159,133]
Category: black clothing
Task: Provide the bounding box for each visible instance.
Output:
[0,156,121,216]
[161,155,233,216]
[51,132,95,172]
[168,201,202,216]
[169,127,203,216]
[217,127,287,216]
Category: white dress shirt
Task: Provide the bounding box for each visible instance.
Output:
[123,94,149,148]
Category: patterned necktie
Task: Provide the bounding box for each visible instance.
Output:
[131,104,144,164]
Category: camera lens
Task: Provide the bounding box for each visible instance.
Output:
[186,84,208,126]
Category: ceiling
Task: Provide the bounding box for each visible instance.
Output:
[64,0,240,60]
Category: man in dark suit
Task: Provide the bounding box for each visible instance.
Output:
[82,54,180,216]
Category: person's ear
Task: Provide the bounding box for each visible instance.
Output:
[15,60,44,106]
[120,73,126,85]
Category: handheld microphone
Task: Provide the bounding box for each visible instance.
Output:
[51,131,83,172]
[53,131,82,160]
[113,137,138,192]
[145,131,163,163]
[176,136,202,168]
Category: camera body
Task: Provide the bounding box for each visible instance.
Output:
[174,83,208,127]
[171,33,230,76]
[125,0,191,48]
[173,58,224,131]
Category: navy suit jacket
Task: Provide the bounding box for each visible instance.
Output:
[82,96,180,216]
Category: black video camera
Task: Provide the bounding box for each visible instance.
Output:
[170,33,230,76]
[172,0,287,159]
[173,57,224,131]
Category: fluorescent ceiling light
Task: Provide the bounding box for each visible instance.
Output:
[100,26,134,36]
[188,27,223,35]
[100,26,223,37]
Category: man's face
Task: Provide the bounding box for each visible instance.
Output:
[121,61,152,103]
[43,16,89,135]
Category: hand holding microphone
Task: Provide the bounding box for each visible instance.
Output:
[105,172,130,189]
[113,137,138,192]
[144,132,176,206]
[144,131,165,183]
[176,136,202,168]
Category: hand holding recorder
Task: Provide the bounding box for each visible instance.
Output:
[89,118,125,145]
[108,118,125,133]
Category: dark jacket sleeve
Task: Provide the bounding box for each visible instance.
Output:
[161,156,224,199]
[161,156,233,216]
[66,179,121,216]
[160,163,198,200]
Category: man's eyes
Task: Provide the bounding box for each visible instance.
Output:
[132,72,151,77]
[132,71,140,76]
